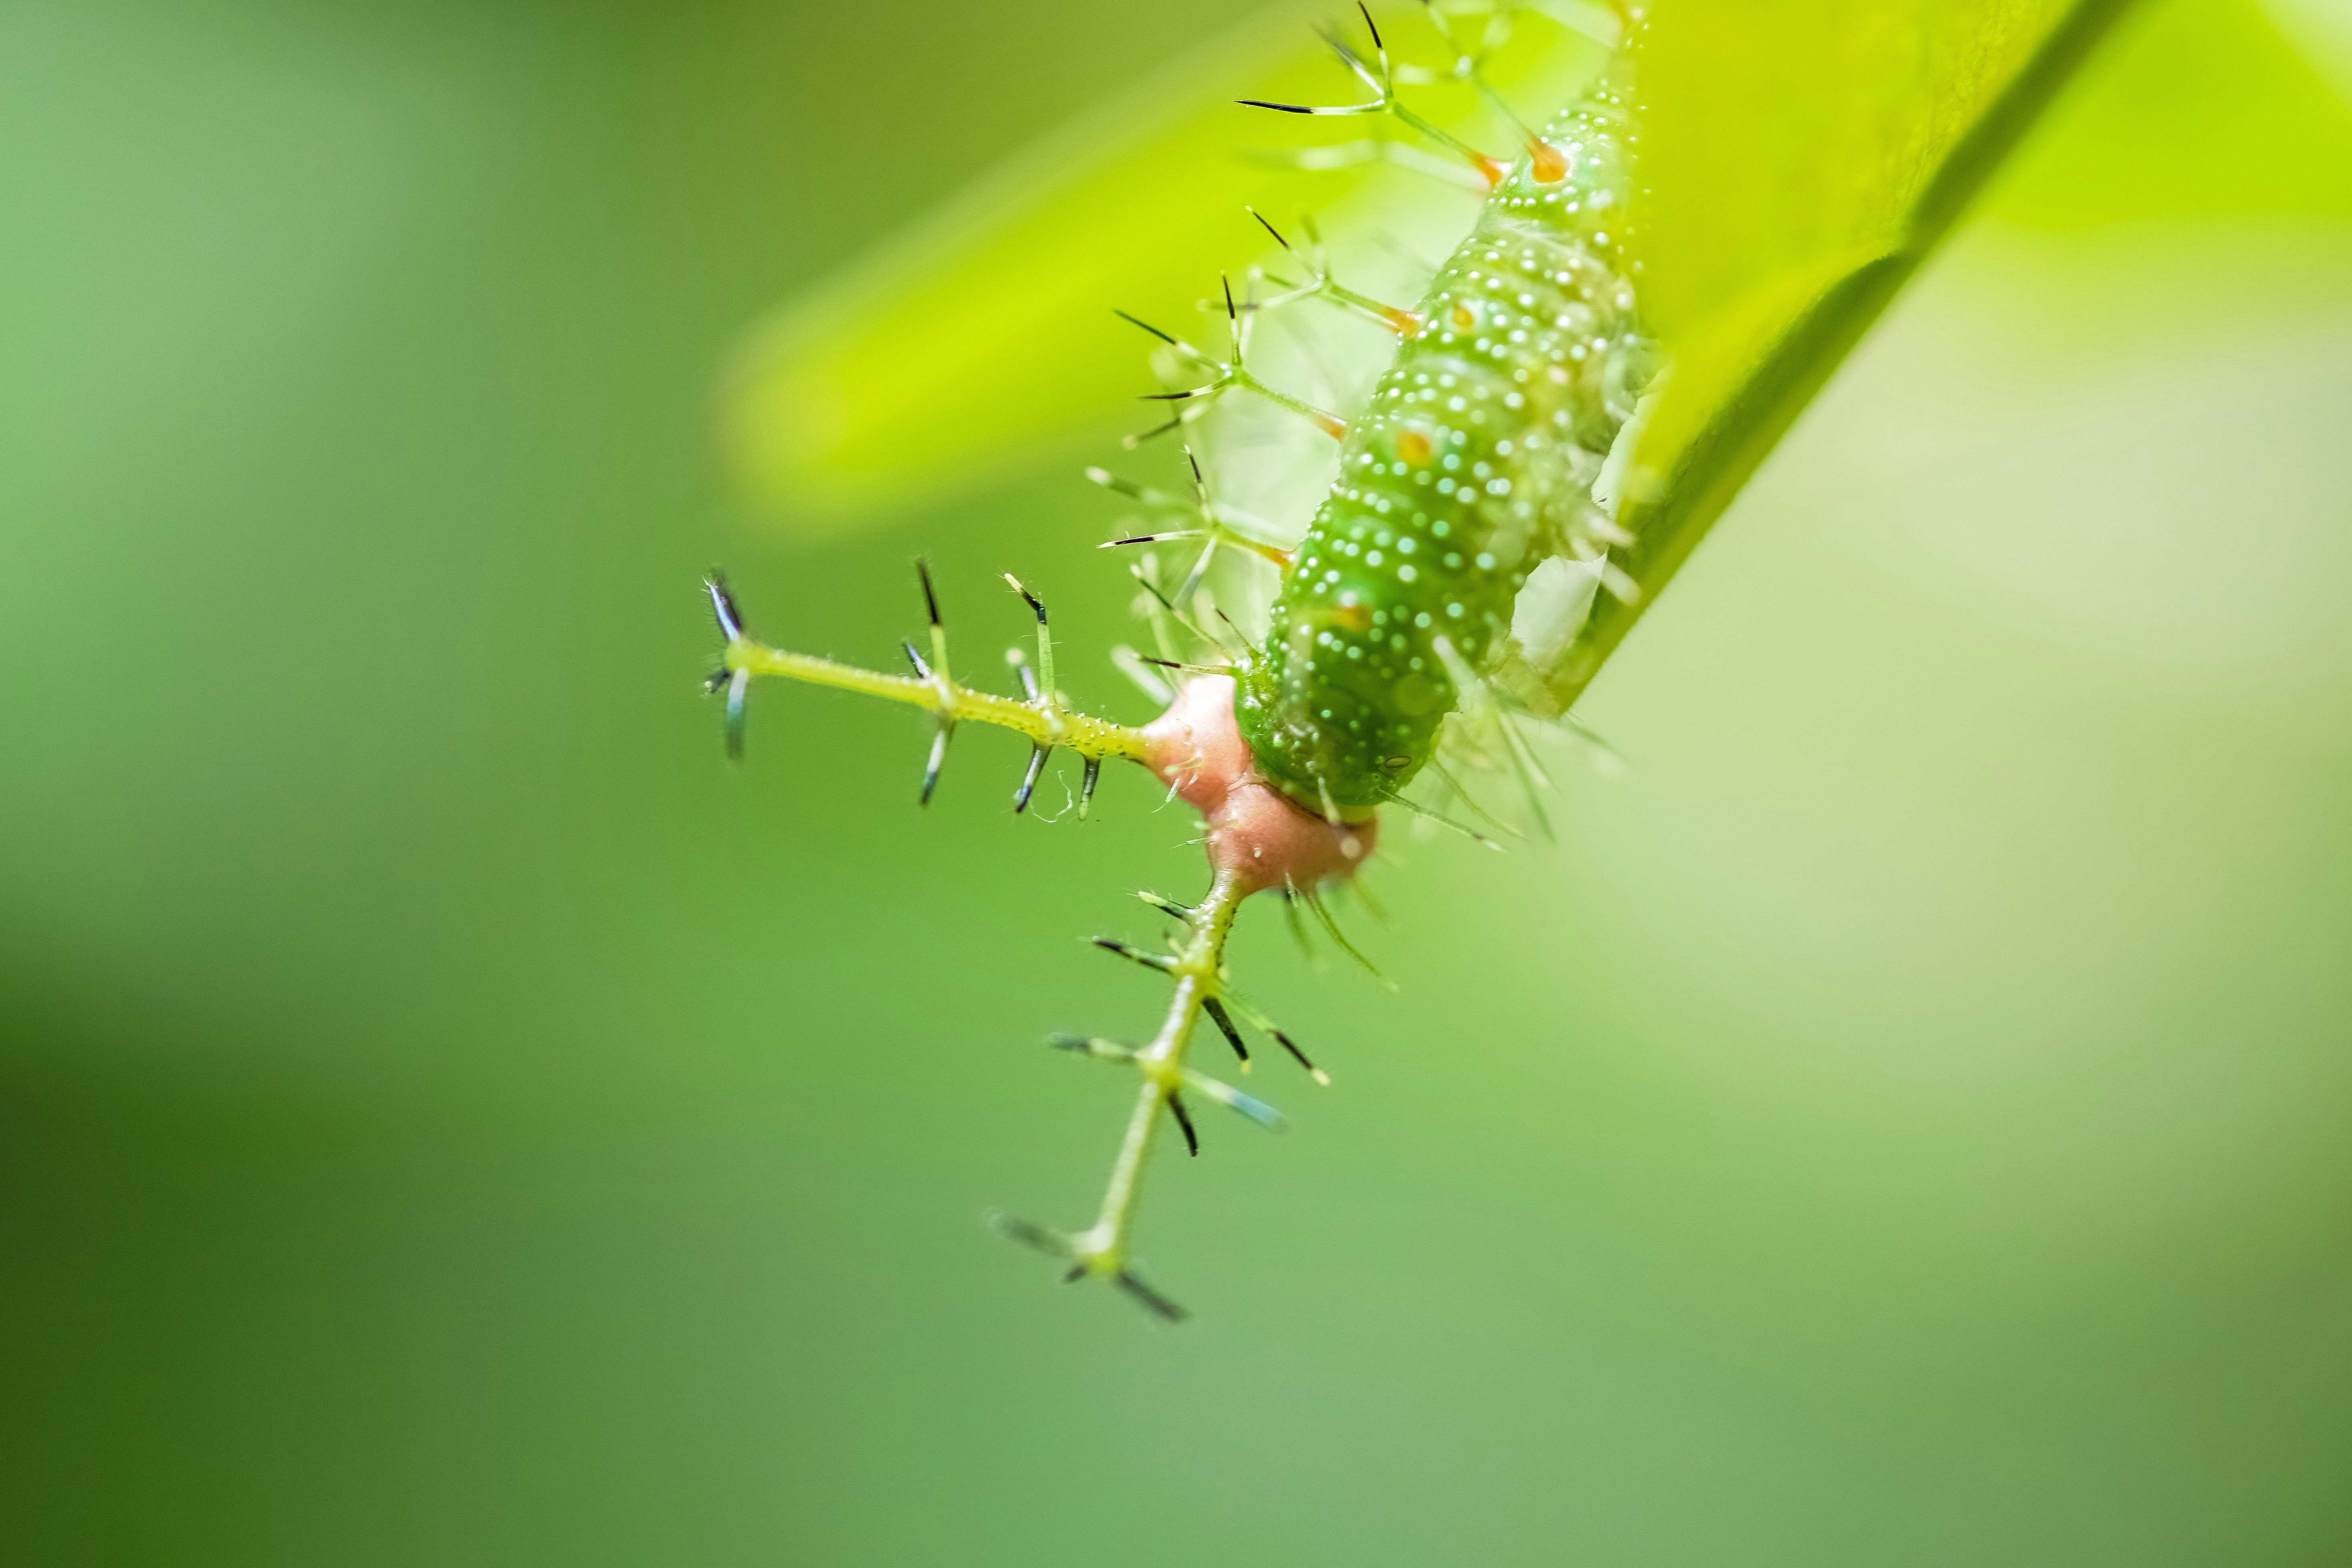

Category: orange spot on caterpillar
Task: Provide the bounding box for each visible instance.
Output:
[1396,429,1431,465]
[1472,153,1510,189]
[1527,138,1570,184]
[1449,303,1476,332]
[1380,306,1423,339]
[1332,601,1373,633]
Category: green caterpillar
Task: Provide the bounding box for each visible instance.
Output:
[1241,39,1648,808]
[706,4,1646,1319]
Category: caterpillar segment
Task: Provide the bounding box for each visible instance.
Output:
[705,4,1645,1317]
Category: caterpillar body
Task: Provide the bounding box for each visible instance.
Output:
[1241,54,1648,809]
[705,6,1649,1319]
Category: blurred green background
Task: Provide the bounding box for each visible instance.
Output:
[5,0,2350,1562]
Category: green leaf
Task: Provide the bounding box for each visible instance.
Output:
[1550,0,2144,706]
[724,0,2350,729]
[1985,0,2352,231]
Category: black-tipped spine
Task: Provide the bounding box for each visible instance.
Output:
[985,1210,1071,1259]
[919,721,951,806]
[704,573,746,644]
[1135,890,1191,920]
[1168,1091,1199,1157]
[723,668,749,760]
[1113,309,1178,345]
[1115,1270,1188,1322]
[1049,1034,1139,1064]
[1273,1029,1327,1083]
[1201,997,1249,1066]
[1015,745,1048,815]
[915,557,941,629]
[1092,938,1175,974]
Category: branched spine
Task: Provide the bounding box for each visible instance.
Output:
[707,567,1154,782]
[1001,870,1275,1321]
